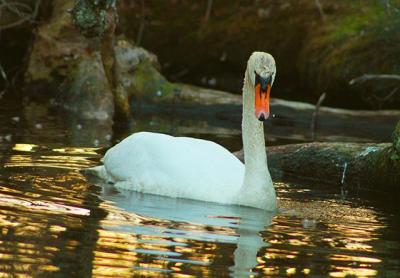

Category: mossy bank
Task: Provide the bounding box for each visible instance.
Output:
[121,0,400,108]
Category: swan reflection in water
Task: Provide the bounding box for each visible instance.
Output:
[99,183,274,277]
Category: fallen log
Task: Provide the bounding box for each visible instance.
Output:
[235,121,400,194]
[138,84,400,143]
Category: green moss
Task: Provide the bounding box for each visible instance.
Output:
[393,121,400,157]
[330,4,384,41]
[72,0,110,38]
[114,84,130,119]
[355,141,399,190]
[301,0,400,104]
[131,60,180,102]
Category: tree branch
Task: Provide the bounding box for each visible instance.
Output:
[203,0,213,23]
[0,60,8,85]
[314,0,326,21]
[349,74,400,85]
[310,92,326,140]
[0,0,41,30]
[135,0,145,45]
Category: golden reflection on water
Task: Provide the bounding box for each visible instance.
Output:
[0,145,399,276]
[6,144,100,170]
[12,144,38,153]
[330,267,378,278]
[52,147,100,155]
[91,199,220,277]
[268,184,390,278]
[5,154,94,170]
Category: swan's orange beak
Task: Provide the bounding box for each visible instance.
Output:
[255,72,271,121]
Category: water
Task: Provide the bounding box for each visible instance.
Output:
[0,96,399,277]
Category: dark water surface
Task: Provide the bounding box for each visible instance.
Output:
[0,96,399,277]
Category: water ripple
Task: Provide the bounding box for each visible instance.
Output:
[0,142,398,276]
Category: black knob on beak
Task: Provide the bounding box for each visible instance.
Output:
[255,71,272,91]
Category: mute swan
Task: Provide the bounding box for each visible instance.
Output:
[88,52,277,211]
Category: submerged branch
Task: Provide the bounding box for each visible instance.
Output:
[310,92,326,141]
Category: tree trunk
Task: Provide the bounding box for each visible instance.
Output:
[72,0,131,120]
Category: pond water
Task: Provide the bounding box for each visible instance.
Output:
[0,95,399,277]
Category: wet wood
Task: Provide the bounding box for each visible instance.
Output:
[349,74,400,85]
[234,120,400,194]
[141,84,400,143]
[235,140,400,195]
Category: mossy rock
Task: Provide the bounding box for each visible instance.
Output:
[127,60,180,102]
[53,39,169,119]
[56,52,114,120]
[24,0,176,118]
[114,39,179,102]
[25,0,87,83]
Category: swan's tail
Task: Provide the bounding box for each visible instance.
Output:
[81,165,109,181]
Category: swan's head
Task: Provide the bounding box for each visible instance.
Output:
[247,52,276,121]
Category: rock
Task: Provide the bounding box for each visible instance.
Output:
[24,0,162,121]
[56,52,114,120]
[25,0,83,84]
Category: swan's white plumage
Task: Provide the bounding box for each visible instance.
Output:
[87,52,277,211]
[100,132,245,204]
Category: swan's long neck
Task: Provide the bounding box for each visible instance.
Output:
[239,71,276,210]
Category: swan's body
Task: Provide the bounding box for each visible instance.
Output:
[95,132,245,204]
[88,52,277,210]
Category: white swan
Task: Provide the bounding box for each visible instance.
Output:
[88,52,277,211]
